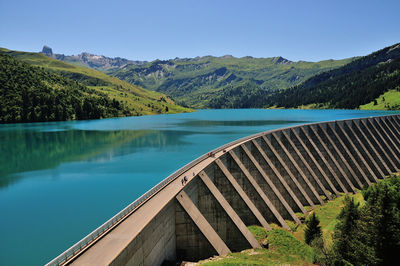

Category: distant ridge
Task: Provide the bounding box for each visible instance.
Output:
[39,46,367,109]
[40,45,147,70]
[102,54,353,108]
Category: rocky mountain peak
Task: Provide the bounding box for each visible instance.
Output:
[272,56,292,65]
[220,55,234,59]
[38,45,148,70]
[41,45,53,57]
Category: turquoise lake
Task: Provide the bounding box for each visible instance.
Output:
[0,109,399,265]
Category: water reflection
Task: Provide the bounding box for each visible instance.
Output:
[0,118,311,189]
[0,129,195,187]
[176,119,309,127]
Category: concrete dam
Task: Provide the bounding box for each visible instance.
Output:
[48,114,400,266]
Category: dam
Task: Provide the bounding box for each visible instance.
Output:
[47,114,400,265]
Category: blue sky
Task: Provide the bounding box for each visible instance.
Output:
[0,0,399,61]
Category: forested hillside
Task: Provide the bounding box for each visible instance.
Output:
[0,53,131,123]
[0,48,191,123]
[107,55,354,108]
[267,43,400,109]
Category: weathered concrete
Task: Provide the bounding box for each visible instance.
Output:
[327,123,370,187]
[111,201,176,266]
[301,126,348,193]
[215,159,271,230]
[290,128,339,196]
[257,136,308,210]
[245,140,299,218]
[51,115,400,266]
[282,130,332,200]
[229,150,289,229]
[242,143,302,223]
[369,119,400,170]
[343,121,382,182]
[199,171,261,249]
[380,118,400,156]
[176,190,230,256]
[351,120,391,176]
[374,118,400,167]
[263,135,316,207]
[362,119,397,172]
[310,125,356,192]
[271,133,323,205]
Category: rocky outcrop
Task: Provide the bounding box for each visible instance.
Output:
[272,56,293,65]
[39,45,147,70]
[41,45,54,57]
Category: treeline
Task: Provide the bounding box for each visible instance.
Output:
[208,79,272,108]
[0,53,130,123]
[267,43,400,109]
[307,175,400,265]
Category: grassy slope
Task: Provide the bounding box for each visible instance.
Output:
[200,193,363,265]
[0,53,134,123]
[293,193,364,245]
[0,48,191,115]
[200,226,314,266]
[360,89,400,110]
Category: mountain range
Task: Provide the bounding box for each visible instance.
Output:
[42,46,355,108]
[110,55,360,108]
[40,45,147,70]
[2,42,399,124]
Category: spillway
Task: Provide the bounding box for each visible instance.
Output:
[48,114,400,265]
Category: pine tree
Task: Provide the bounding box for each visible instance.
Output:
[362,177,400,265]
[305,213,322,245]
[332,195,360,264]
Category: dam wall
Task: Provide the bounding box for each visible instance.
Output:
[48,115,400,266]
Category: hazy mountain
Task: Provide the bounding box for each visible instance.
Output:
[39,45,147,70]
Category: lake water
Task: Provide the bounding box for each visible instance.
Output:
[0,109,398,265]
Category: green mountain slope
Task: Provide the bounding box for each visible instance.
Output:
[107,55,355,108]
[0,53,132,123]
[0,48,191,120]
[267,43,400,109]
[360,90,400,110]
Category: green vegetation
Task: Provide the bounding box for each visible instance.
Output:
[14,43,399,111]
[0,47,191,123]
[0,53,130,123]
[360,89,400,110]
[200,174,400,265]
[324,176,400,265]
[107,54,354,108]
[200,227,314,265]
[267,43,400,110]
[248,225,268,243]
[304,213,322,245]
[199,193,359,265]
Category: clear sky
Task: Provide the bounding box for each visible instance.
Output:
[0,0,399,62]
